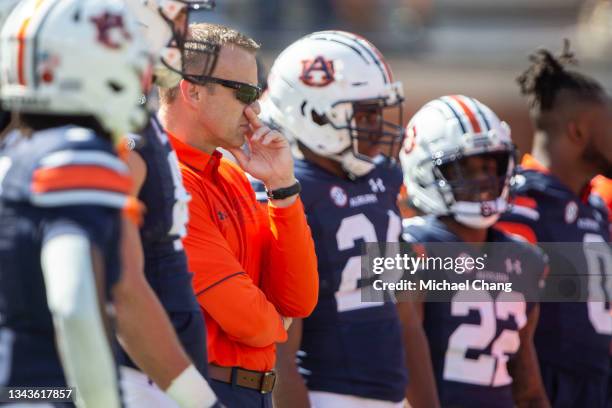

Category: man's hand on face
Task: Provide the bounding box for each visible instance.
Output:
[229,105,296,192]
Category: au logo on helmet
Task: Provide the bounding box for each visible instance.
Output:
[90,12,132,49]
[300,56,335,87]
[403,125,417,154]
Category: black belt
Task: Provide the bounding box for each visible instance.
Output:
[208,364,276,394]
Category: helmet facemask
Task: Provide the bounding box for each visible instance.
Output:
[324,85,405,178]
[432,149,516,228]
[133,0,219,87]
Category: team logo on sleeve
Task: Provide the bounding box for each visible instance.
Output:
[330,185,348,207]
[564,201,578,224]
[300,56,335,87]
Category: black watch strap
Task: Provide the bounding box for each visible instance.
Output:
[266,180,301,200]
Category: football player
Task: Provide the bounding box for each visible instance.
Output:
[399,95,550,408]
[497,44,612,407]
[260,31,412,407]
[118,1,220,407]
[0,0,150,406]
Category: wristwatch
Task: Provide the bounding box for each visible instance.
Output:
[266,180,301,200]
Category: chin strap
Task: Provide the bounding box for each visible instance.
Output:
[337,150,375,179]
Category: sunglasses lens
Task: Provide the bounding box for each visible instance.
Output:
[236,85,260,104]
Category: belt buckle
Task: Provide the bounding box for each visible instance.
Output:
[260,371,276,394]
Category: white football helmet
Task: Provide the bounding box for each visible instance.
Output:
[0,0,19,26]
[262,30,405,178]
[399,95,515,229]
[1,0,152,140]
[124,0,218,88]
[0,0,20,133]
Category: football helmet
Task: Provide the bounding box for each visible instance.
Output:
[0,0,19,25]
[0,0,20,134]
[399,95,515,228]
[1,0,152,140]
[262,30,404,178]
[125,0,218,88]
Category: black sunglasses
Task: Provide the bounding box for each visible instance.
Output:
[185,75,262,104]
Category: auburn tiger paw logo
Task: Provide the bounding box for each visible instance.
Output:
[90,12,132,50]
[403,125,417,154]
[300,56,335,87]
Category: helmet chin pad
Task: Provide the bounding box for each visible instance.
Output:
[339,149,375,178]
[450,199,506,229]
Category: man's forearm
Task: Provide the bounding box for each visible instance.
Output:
[510,306,549,408]
[115,286,218,408]
[509,341,549,408]
[263,199,319,317]
[114,278,190,390]
[273,319,310,408]
[397,301,440,408]
[199,274,288,348]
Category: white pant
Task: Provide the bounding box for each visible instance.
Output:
[309,391,409,408]
[120,365,179,408]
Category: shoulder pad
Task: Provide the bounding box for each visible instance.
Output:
[511,169,549,195]
[1,127,131,209]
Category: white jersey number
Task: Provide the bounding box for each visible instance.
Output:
[166,150,190,240]
[335,211,401,312]
[584,233,612,335]
[444,290,527,387]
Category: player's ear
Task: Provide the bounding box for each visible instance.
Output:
[566,118,588,149]
[179,79,201,109]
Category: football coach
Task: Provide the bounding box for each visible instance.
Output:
[157,23,319,407]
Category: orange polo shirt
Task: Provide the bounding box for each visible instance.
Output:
[168,134,319,371]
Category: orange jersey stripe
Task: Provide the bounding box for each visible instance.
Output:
[32,165,132,194]
[511,196,537,209]
[450,95,481,133]
[496,221,538,244]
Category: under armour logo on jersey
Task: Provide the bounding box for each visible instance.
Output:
[368,178,386,193]
[505,258,522,275]
[90,12,132,50]
[300,56,335,87]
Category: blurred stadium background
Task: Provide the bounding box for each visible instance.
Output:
[196,0,612,157]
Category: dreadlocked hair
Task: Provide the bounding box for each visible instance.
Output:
[517,39,604,112]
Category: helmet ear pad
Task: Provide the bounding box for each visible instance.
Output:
[262,30,404,178]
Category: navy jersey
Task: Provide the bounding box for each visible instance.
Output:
[0,126,125,388]
[402,216,547,408]
[294,158,408,402]
[499,167,612,378]
[121,116,206,374]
